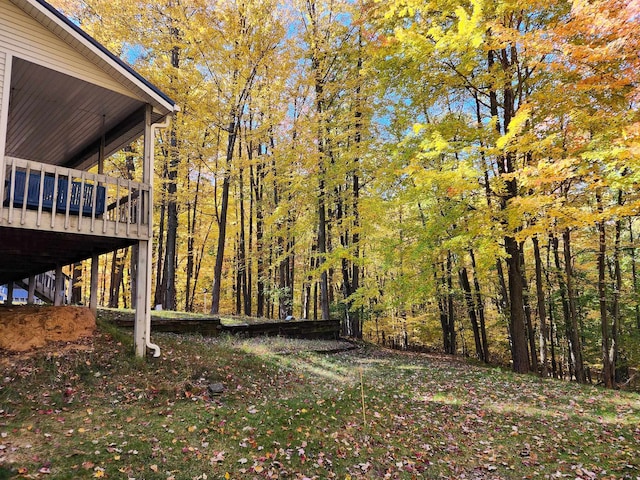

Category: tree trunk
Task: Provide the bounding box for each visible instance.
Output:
[317,184,330,321]
[163,126,179,311]
[71,262,82,304]
[162,36,181,311]
[185,163,202,312]
[630,219,640,331]
[130,244,138,309]
[446,252,456,354]
[520,250,539,373]
[437,257,456,355]
[460,266,483,360]
[488,46,529,374]
[597,198,613,388]
[307,0,331,322]
[238,161,249,316]
[211,117,238,314]
[100,254,107,306]
[469,249,489,363]
[108,250,124,308]
[253,146,265,317]
[549,298,558,378]
[562,228,587,383]
[532,235,549,377]
[153,158,167,308]
[613,208,622,383]
[504,235,531,373]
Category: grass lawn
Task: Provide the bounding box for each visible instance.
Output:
[1,321,639,479]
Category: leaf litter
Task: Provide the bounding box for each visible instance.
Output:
[0,327,638,479]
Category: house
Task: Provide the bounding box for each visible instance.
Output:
[0,284,45,304]
[0,0,177,356]
[1,270,67,304]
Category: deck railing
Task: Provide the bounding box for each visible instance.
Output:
[2,157,151,238]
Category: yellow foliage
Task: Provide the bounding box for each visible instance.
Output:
[496,105,532,150]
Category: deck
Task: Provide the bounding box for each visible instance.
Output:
[1,157,151,240]
[0,157,151,285]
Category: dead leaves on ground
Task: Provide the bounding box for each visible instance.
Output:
[0,334,639,478]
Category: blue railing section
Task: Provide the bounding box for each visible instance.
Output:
[1,157,151,239]
[5,170,106,215]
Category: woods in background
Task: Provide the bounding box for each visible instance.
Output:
[54,0,640,387]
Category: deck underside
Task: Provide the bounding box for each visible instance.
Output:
[0,226,136,284]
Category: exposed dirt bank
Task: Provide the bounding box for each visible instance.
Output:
[0,306,95,352]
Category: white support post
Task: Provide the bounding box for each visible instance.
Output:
[54,265,64,306]
[134,239,149,357]
[27,275,36,304]
[90,254,99,315]
[132,105,155,357]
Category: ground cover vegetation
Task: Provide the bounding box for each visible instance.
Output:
[1,324,639,479]
[49,0,640,385]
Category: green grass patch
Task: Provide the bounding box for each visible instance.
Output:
[1,326,639,479]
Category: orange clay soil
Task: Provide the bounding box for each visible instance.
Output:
[0,305,95,352]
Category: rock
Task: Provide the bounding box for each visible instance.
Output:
[0,306,96,352]
[207,383,225,395]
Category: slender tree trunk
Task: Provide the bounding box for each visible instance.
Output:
[520,250,539,373]
[71,262,82,304]
[317,183,330,321]
[469,249,489,363]
[185,163,202,312]
[532,235,549,377]
[119,251,128,308]
[563,228,587,383]
[130,244,138,309]
[109,250,127,309]
[162,35,181,311]
[474,91,508,319]
[122,146,138,309]
[630,219,640,331]
[438,294,450,353]
[460,266,483,360]
[597,196,613,388]
[211,117,238,314]
[254,149,265,317]
[163,127,179,311]
[613,208,622,383]
[551,233,570,378]
[437,258,456,355]
[313,279,318,321]
[302,249,314,319]
[154,157,168,308]
[446,252,456,354]
[549,298,558,378]
[100,254,107,306]
[238,161,249,316]
[308,0,331,322]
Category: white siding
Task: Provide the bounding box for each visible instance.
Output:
[0,50,5,123]
[0,0,140,99]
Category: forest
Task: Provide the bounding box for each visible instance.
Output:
[52,0,640,388]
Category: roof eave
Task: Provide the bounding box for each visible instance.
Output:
[12,0,177,115]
